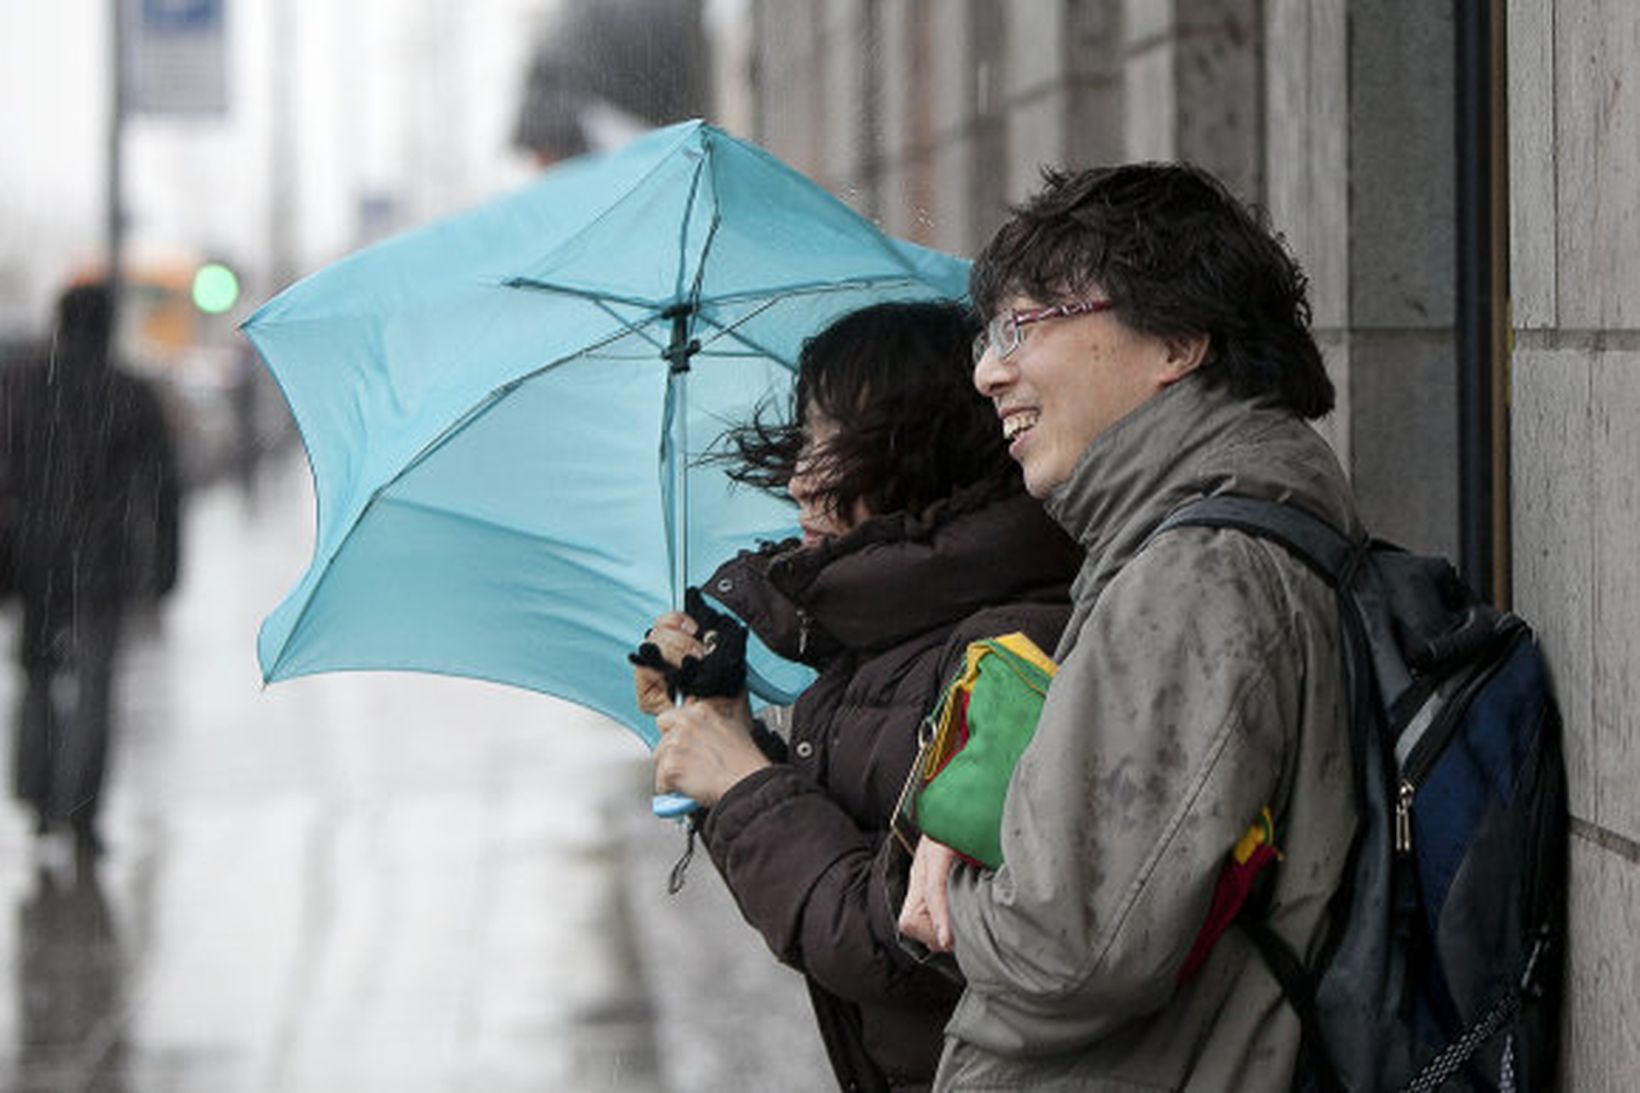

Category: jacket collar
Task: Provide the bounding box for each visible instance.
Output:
[1044,373,1358,620]
[711,478,1080,665]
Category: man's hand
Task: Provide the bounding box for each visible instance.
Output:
[653,694,769,807]
[633,612,704,715]
[898,836,961,952]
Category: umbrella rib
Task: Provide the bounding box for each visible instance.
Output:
[693,315,797,370]
[703,275,930,308]
[502,274,929,313]
[502,279,659,311]
[672,145,714,306]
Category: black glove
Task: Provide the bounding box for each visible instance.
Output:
[627,586,748,701]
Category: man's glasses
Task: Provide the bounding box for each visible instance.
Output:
[971,299,1115,365]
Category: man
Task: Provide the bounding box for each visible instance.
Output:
[897,164,1359,1090]
[4,283,180,857]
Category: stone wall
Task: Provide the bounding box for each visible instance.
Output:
[722,0,1640,1082]
[1507,0,1640,1084]
[740,0,1459,554]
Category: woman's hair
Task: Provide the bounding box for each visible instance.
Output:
[720,300,1014,520]
[970,163,1334,419]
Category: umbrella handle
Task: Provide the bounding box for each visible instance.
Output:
[651,792,700,819]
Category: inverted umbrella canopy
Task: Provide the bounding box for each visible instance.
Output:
[246,120,971,744]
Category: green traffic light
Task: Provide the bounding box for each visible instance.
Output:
[192,262,240,314]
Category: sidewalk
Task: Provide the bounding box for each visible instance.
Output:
[0,454,832,1091]
[618,793,832,1093]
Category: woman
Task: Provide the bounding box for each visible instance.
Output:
[634,300,1081,1092]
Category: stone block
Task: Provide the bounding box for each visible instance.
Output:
[1122,38,1176,162]
[931,136,977,256]
[878,1,912,162]
[1561,833,1640,1090]
[1310,329,1351,469]
[1347,331,1459,560]
[1347,0,1455,330]
[969,115,1012,250]
[1066,0,1123,79]
[1122,0,1174,46]
[1591,351,1640,846]
[1005,0,1069,99]
[877,161,910,239]
[820,0,857,39]
[929,0,973,137]
[1007,91,1066,205]
[1175,0,1264,201]
[1263,0,1348,329]
[823,16,867,187]
[754,5,822,177]
[1556,0,1640,330]
[1506,0,1557,329]
[969,0,1007,122]
[1511,346,1596,824]
[1064,69,1127,170]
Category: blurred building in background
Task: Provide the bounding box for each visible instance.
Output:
[712,2,1639,1085]
[513,0,707,166]
[0,0,554,488]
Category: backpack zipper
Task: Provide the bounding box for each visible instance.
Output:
[797,608,812,658]
[1393,624,1525,854]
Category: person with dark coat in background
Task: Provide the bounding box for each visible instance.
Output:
[2,283,181,858]
[633,301,1081,1092]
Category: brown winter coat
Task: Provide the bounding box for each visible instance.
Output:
[701,478,1080,1092]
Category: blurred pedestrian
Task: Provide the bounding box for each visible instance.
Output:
[1,282,181,858]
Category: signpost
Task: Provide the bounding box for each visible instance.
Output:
[128,0,227,116]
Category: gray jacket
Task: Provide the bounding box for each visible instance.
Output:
[936,376,1361,1091]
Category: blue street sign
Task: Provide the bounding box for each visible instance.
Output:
[142,0,223,34]
[130,0,227,114]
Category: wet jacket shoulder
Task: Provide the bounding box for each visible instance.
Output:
[703,478,1080,1092]
[938,377,1361,1091]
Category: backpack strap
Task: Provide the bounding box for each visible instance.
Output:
[1153,495,1362,587]
[1159,495,1368,1093]
[1240,916,1346,1093]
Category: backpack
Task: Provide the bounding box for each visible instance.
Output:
[1159,496,1567,1093]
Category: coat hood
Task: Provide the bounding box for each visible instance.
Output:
[1044,373,1358,646]
[709,477,1080,665]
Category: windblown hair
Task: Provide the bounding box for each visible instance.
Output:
[970,163,1334,419]
[720,300,1014,520]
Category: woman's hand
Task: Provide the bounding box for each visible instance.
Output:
[898,836,961,952]
[653,694,770,807]
[633,612,705,716]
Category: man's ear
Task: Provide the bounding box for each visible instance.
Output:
[1157,334,1210,386]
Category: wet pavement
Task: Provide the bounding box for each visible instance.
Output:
[0,453,829,1092]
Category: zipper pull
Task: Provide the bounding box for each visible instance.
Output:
[1395,781,1415,853]
[797,609,812,657]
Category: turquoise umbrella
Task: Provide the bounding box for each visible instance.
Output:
[245,120,970,804]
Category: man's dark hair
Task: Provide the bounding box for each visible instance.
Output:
[971,163,1334,419]
[721,300,1014,520]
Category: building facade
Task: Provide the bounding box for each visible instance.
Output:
[716,0,1639,1083]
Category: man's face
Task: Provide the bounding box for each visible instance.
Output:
[973,292,1191,498]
